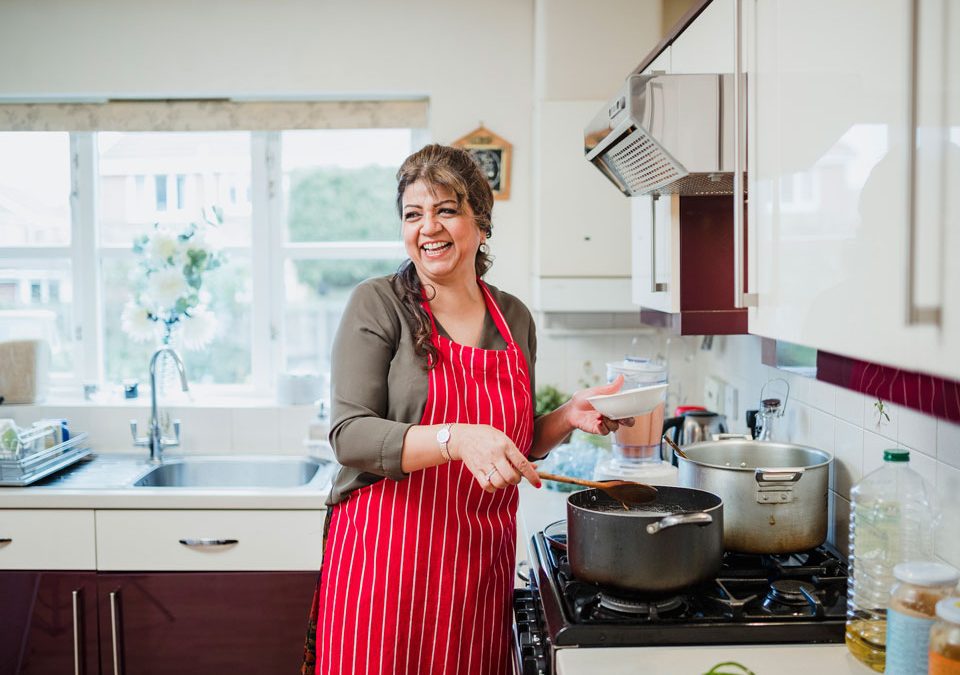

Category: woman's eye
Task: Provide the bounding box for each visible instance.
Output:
[404,212,421,221]
[439,208,457,216]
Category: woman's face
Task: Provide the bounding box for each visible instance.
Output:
[401,180,485,286]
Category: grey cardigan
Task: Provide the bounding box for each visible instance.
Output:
[326,275,537,505]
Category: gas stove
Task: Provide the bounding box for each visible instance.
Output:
[512,529,848,675]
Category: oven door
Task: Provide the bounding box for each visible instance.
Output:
[512,581,549,675]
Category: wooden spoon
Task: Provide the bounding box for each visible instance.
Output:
[536,470,658,509]
[662,435,689,460]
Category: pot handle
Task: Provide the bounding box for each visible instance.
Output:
[755,468,805,483]
[645,512,713,534]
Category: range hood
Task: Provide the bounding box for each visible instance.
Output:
[584,73,736,196]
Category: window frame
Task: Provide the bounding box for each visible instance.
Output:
[1,128,411,400]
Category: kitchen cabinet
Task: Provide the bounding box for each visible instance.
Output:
[97,571,315,675]
[632,194,748,334]
[0,571,99,675]
[1,506,324,673]
[533,101,634,312]
[744,0,960,379]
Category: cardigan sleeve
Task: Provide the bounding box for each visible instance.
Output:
[328,280,411,481]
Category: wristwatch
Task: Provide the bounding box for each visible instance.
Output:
[437,423,453,461]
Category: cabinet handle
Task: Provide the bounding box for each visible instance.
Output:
[905,0,942,326]
[649,194,668,293]
[0,537,11,544]
[72,589,83,675]
[109,590,123,675]
[179,538,239,547]
[733,0,757,309]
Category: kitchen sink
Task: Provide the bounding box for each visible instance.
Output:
[132,456,326,488]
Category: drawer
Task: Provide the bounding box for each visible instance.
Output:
[96,510,325,571]
[0,509,96,569]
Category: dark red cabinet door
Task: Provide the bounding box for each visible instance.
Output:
[98,571,317,675]
[0,571,100,675]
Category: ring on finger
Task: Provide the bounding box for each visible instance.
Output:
[484,467,498,482]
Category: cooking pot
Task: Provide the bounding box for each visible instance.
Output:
[661,410,727,463]
[676,440,832,554]
[566,485,723,593]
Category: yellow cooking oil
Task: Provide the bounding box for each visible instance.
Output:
[845,618,886,672]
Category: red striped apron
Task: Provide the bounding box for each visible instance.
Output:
[314,281,534,675]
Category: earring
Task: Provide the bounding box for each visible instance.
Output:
[479,243,490,255]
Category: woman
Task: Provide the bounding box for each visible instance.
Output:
[302,144,629,675]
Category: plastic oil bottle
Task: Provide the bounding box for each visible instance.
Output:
[845,449,936,672]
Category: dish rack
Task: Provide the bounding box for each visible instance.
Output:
[0,428,92,486]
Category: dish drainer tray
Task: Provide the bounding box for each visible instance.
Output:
[0,432,92,486]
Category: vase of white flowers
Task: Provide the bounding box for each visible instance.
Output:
[121,208,227,351]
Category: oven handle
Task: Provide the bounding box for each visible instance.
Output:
[516,559,531,584]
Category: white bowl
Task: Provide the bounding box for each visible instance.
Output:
[586,383,668,419]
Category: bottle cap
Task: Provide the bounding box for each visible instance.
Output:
[936,597,960,624]
[883,449,910,462]
[893,561,960,587]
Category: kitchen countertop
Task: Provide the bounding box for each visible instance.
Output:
[556,644,875,674]
[0,453,332,509]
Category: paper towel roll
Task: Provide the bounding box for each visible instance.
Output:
[0,339,51,404]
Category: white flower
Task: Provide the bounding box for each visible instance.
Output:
[147,229,180,264]
[121,302,156,342]
[178,306,218,350]
[146,267,189,308]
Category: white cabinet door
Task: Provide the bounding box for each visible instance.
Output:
[535,100,633,311]
[0,509,96,569]
[631,193,679,312]
[745,0,958,378]
[671,0,733,74]
[938,0,960,378]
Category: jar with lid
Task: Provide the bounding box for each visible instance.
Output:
[930,597,960,675]
[884,561,959,675]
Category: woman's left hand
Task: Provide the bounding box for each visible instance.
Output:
[563,374,636,436]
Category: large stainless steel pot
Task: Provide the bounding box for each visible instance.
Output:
[566,486,723,593]
[676,440,832,554]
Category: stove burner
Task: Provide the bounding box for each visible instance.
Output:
[767,579,816,606]
[598,592,683,616]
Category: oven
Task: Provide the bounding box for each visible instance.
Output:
[511,525,848,675]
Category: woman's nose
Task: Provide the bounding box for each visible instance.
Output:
[421,212,442,233]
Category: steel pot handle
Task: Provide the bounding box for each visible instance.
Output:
[755,468,804,483]
[646,512,713,534]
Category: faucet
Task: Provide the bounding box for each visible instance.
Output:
[130,346,190,463]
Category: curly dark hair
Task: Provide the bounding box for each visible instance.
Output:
[391,144,495,369]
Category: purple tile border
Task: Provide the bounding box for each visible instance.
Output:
[817,350,960,423]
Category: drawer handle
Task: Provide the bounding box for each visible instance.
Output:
[0,537,12,544]
[179,538,239,547]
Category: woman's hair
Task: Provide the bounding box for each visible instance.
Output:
[391,144,495,368]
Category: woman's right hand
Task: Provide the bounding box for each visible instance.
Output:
[449,424,542,492]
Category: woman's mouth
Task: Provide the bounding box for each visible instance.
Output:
[421,241,452,258]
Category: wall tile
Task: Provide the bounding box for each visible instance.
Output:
[836,388,865,427]
[902,444,938,495]
[279,405,317,452]
[935,462,960,569]
[898,407,937,458]
[833,421,864,499]
[231,408,280,453]
[88,406,151,453]
[863,430,892,477]
[164,407,233,454]
[805,379,837,415]
[938,419,960,469]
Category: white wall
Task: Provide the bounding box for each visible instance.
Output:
[700,335,960,571]
[0,0,536,300]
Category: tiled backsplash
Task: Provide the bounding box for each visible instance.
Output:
[4,402,320,457]
[700,334,960,570]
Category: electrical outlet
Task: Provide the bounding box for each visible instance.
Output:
[724,385,738,423]
[704,376,724,414]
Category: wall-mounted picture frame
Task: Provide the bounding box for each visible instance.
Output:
[452,125,512,200]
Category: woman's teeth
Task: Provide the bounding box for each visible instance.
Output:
[422,242,452,257]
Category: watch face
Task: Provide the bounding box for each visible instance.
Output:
[437,428,451,444]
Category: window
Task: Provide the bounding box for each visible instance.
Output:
[0,124,415,397]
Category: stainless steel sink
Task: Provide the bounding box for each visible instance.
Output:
[132,456,326,488]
